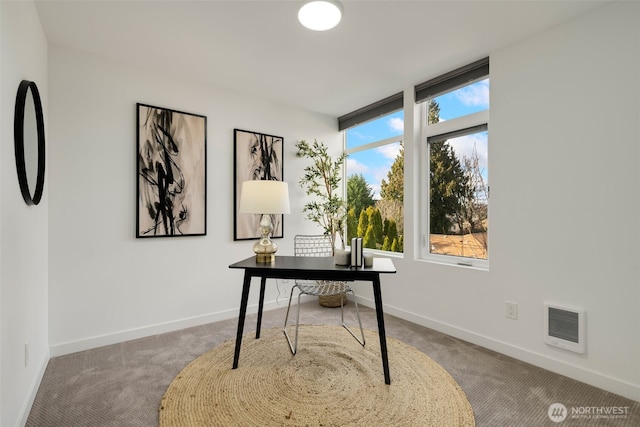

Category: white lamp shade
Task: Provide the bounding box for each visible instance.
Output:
[239,180,291,214]
[298,0,342,31]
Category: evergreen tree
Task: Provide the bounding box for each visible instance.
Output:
[429,139,466,234]
[380,142,404,204]
[363,224,377,249]
[386,219,398,242]
[369,207,384,245]
[346,207,358,242]
[427,100,468,235]
[376,139,404,250]
[347,174,375,218]
[382,236,391,251]
[391,238,399,252]
[357,207,369,238]
[428,99,440,125]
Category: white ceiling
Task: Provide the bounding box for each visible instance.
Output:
[35,0,609,118]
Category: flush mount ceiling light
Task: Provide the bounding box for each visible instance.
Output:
[298,0,343,31]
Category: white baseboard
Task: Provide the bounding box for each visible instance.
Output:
[49,295,317,357]
[356,296,640,402]
[19,347,50,427]
[49,297,305,357]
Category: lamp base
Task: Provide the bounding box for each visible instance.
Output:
[255,253,276,263]
[251,214,278,263]
[252,232,278,263]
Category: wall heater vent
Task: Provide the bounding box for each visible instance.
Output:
[544,304,586,354]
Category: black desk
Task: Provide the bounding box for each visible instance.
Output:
[229,255,397,384]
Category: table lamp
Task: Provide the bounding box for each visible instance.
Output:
[239,180,290,262]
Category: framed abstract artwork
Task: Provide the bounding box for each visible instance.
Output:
[136,103,207,237]
[233,129,284,241]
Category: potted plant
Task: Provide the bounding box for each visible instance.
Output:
[295,139,348,307]
[295,139,347,250]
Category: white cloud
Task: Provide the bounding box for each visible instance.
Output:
[372,166,390,186]
[388,117,404,132]
[346,158,368,175]
[376,142,402,160]
[371,158,399,199]
[449,133,488,175]
[349,130,370,142]
[455,79,489,107]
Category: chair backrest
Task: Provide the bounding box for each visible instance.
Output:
[294,235,333,257]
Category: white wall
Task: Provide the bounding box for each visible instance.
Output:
[40,0,639,415]
[47,46,339,354]
[0,2,50,426]
[489,1,639,398]
[369,1,639,401]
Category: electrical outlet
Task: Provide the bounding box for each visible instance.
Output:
[505,301,518,320]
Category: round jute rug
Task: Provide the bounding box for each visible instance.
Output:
[159,325,475,426]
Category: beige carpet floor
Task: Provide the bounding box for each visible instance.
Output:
[27,302,639,426]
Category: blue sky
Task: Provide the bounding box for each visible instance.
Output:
[346,79,489,198]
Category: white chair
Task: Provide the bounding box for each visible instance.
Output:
[283,234,365,354]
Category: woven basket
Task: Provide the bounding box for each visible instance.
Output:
[318,293,347,307]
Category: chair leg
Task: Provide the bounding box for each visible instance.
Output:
[283,286,301,355]
[285,286,365,354]
[341,289,365,346]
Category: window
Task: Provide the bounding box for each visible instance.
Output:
[417,58,489,267]
[341,107,404,253]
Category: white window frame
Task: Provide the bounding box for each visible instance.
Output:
[346,134,402,156]
[419,103,490,270]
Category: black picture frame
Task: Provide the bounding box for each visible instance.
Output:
[136,103,207,237]
[233,129,284,241]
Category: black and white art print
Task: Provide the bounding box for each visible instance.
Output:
[233,129,284,241]
[137,103,206,238]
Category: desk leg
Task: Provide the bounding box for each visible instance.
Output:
[372,275,391,384]
[232,271,252,369]
[256,277,267,339]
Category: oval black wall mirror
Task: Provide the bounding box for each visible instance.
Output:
[14,80,45,205]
